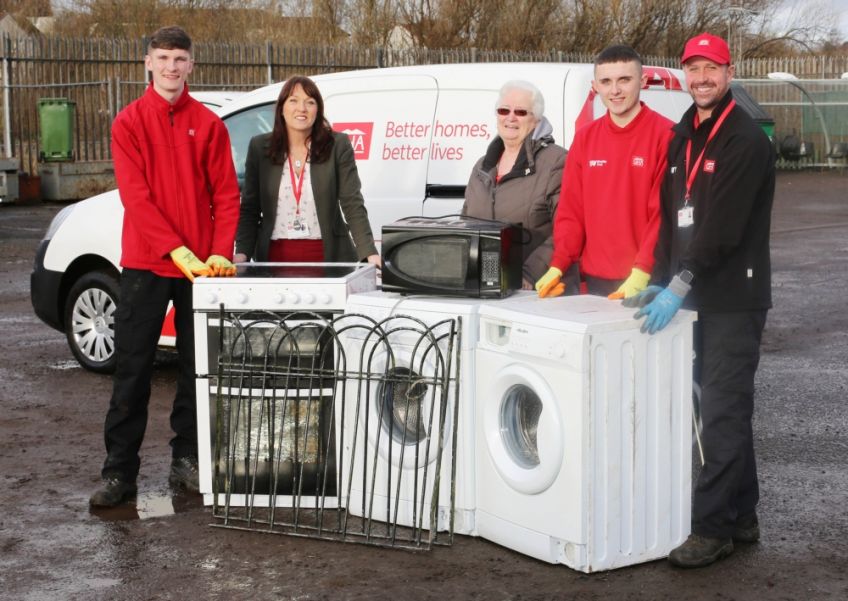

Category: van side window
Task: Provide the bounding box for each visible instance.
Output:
[223,103,275,189]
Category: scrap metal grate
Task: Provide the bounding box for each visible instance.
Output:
[207,309,460,551]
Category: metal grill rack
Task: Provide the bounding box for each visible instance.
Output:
[208,309,460,551]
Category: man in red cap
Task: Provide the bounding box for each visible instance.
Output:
[622,32,775,567]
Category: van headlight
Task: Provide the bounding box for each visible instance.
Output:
[43,204,76,241]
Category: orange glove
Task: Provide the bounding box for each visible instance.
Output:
[205,255,236,277]
[170,246,211,282]
[608,267,650,300]
[535,267,564,298]
[540,281,566,298]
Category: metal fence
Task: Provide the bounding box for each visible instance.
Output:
[2,33,847,177]
[734,78,848,168]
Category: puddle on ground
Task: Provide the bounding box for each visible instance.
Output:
[90,492,201,522]
[49,360,82,370]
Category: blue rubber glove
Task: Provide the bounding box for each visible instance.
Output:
[621,284,663,308]
[633,275,692,334]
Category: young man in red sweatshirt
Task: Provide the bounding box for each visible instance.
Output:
[90,26,240,507]
[536,45,673,298]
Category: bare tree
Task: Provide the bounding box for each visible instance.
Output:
[48,0,844,54]
[347,0,399,46]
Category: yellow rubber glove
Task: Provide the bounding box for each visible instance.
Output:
[170,246,211,282]
[608,267,650,300]
[206,255,237,277]
[535,266,563,298]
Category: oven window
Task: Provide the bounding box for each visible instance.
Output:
[392,237,468,286]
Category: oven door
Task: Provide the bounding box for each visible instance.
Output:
[196,377,338,507]
[195,310,339,507]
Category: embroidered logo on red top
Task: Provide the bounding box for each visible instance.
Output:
[632,156,645,167]
[333,122,374,160]
[704,159,716,173]
[589,159,607,167]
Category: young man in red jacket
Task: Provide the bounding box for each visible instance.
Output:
[536,45,673,298]
[90,26,240,507]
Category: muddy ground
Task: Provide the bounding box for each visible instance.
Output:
[1,170,846,600]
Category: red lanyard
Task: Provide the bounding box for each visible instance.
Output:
[287,156,306,214]
[684,99,736,203]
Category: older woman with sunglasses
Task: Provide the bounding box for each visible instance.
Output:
[462,80,568,289]
[234,75,379,267]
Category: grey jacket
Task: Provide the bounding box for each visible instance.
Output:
[462,117,567,282]
[236,131,377,262]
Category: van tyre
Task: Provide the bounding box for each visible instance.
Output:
[64,270,120,374]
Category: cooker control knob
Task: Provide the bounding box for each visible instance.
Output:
[302,292,316,305]
[204,292,218,305]
[235,291,249,305]
[317,292,332,305]
[272,292,285,305]
[288,292,301,305]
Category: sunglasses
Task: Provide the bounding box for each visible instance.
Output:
[496,107,531,117]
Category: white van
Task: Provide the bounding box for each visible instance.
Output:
[30,63,692,372]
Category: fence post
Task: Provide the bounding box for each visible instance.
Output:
[108,77,114,121]
[266,41,273,84]
[377,47,384,68]
[2,34,11,159]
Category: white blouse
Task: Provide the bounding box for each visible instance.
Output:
[270,160,322,240]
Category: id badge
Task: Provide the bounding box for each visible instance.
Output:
[678,205,694,228]
[288,217,311,238]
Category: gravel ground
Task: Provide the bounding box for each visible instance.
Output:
[0,170,846,600]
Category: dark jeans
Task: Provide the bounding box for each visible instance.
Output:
[101,269,197,481]
[692,310,768,538]
[583,274,624,296]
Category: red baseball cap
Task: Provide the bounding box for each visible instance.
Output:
[681,33,731,65]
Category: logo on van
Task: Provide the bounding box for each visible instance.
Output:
[333,122,374,160]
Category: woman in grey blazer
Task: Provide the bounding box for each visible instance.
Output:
[234,75,379,266]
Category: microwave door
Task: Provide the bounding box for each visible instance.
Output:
[382,233,476,296]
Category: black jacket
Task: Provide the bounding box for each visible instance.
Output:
[652,90,775,312]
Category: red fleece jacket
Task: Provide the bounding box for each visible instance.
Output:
[551,103,672,280]
[111,83,240,278]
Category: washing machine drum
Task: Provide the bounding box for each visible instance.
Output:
[499,384,543,469]
[378,366,429,445]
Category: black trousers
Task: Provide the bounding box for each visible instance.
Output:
[583,273,624,296]
[101,269,197,481]
[692,310,768,538]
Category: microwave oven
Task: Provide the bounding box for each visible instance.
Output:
[380,216,523,298]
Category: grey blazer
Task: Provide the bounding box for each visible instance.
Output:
[235,131,377,262]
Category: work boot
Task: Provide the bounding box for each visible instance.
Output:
[668,534,733,568]
[169,456,200,492]
[733,512,760,543]
[89,477,137,507]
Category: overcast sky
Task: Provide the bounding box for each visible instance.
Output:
[830,0,848,37]
[772,0,848,39]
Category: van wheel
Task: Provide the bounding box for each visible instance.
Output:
[64,271,120,374]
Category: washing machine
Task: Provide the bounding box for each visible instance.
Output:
[336,291,486,536]
[474,294,696,572]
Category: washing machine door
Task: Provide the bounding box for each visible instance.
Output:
[483,362,563,495]
[360,344,452,470]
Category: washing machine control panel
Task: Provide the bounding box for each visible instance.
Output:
[483,321,582,363]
